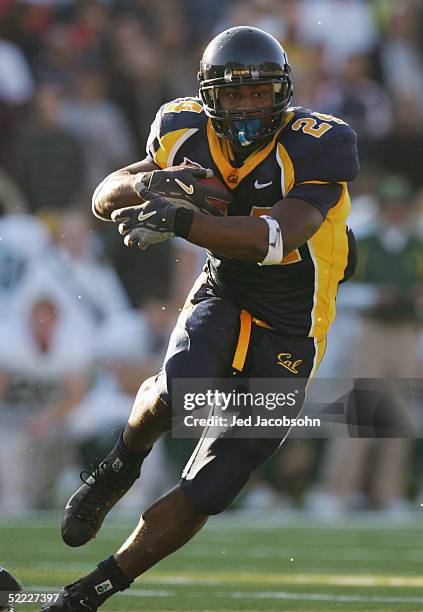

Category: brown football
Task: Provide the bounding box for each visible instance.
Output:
[197,175,232,216]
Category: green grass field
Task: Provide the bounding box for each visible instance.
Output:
[2,512,423,612]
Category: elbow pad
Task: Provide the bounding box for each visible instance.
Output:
[259,215,283,266]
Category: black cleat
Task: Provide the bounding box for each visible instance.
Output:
[61,443,144,547]
[40,583,97,611]
[0,566,23,612]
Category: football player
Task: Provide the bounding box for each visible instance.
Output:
[43,26,359,611]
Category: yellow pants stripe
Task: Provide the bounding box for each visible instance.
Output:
[232,310,252,372]
[232,311,274,372]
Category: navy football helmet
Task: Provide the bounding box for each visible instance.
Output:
[198,26,293,150]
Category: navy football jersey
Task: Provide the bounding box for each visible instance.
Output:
[146,97,359,339]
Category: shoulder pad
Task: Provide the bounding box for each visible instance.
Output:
[146,97,206,167]
[281,107,360,184]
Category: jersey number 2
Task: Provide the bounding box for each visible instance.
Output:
[291,117,332,138]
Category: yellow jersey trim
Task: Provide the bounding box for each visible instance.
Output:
[162,99,203,114]
[298,180,333,185]
[207,120,281,190]
[154,128,196,168]
[308,183,351,339]
[276,142,295,197]
[306,336,328,392]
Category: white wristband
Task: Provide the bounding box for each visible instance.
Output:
[259,215,283,265]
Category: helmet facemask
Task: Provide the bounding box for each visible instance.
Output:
[199,76,292,151]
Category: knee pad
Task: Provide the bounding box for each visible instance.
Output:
[180,436,282,515]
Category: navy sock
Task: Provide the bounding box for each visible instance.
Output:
[116,431,151,463]
[77,555,133,607]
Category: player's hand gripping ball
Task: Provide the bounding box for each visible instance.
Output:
[112,166,232,249]
[135,165,232,216]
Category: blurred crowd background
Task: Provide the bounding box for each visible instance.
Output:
[0,0,422,518]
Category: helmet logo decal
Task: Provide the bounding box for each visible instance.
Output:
[224,67,261,81]
[224,67,251,81]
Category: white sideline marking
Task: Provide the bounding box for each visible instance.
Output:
[32,585,423,605]
[153,574,423,588]
[33,570,423,588]
[229,591,423,604]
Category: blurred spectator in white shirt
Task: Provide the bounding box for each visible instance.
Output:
[14,210,129,328]
[297,0,377,73]
[0,215,49,318]
[379,2,423,118]
[214,0,288,41]
[46,209,129,325]
[68,306,173,510]
[0,293,94,513]
[0,38,34,105]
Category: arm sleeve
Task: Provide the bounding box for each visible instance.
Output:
[286,124,359,216]
[286,182,343,218]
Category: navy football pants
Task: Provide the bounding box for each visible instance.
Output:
[155,275,323,514]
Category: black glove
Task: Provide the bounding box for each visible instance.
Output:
[134,166,227,216]
[111,189,179,249]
